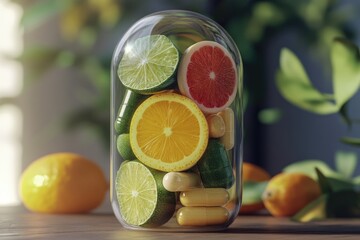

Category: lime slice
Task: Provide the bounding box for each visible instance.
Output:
[116,161,176,227]
[117,35,179,93]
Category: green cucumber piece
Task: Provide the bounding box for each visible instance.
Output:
[197,139,234,188]
[117,133,136,160]
[115,89,145,134]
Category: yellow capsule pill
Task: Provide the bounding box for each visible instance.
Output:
[218,108,234,150]
[206,114,225,138]
[162,172,202,192]
[180,188,229,206]
[176,207,229,226]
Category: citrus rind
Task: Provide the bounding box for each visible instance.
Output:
[130,93,209,172]
[177,41,238,114]
[117,35,179,93]
[116,161,175,226]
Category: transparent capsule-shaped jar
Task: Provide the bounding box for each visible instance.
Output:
[111,10,243,231]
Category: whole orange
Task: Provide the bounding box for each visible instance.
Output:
[242,162,271,182]
[240,162,271,214]
[262,173,321,217]
[19,152,108,214]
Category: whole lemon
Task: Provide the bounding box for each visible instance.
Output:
[262,173,321,217]
[240,162,271,214]
[19,152,108,214]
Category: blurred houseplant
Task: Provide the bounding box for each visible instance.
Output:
[16,0,358,159]
[276,38,360,146]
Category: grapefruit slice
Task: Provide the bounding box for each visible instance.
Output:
[177,41,238,114]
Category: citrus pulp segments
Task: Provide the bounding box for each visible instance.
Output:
[117,35,179,93]
[130,93,209,172]
[177,41,238,114]
[116,161,157,226]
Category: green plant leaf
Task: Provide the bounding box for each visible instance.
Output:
[339,103,352,127]
[283,160,339,180]
[316,168,333,194]
[55,51,76,68]
[340,137,360,147]
[258,108,282,124]
[335,151,357,178]
[294,190,360,222]
[18,47,62,83]
[21,0,71,30]
[253,2,285,26]
[326,177,356,192]
[228,19,256,62]
[242,181,268,205]
[316,167,356,193]
[276,48,338,114]
[331,38,360,108]
[326,190,360,218]
[292,194,328,223]
[353,176,360,185]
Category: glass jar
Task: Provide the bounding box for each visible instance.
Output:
[111,10,243,231]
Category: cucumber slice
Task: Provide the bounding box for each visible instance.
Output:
[197,139,234,188]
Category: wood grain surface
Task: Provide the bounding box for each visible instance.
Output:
[1,206,359,240]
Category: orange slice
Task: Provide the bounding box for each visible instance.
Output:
[130,93,208,172]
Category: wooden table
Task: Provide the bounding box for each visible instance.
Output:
[1,206,359,239]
